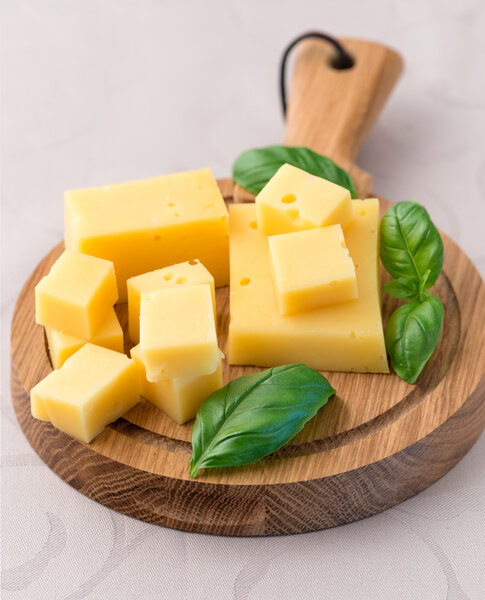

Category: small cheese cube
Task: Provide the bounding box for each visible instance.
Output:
[268,225,358,315]
[65,168,229,301]
[140,285,220,382]
[30,344,139,442]
[45,308,124,369]
[130,345,223,424]
[35,250,118,339]
[256,163,353,235]
[127,260,216,344]
[227,201,388,373]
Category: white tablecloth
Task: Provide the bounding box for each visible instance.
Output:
[2,1,484,598]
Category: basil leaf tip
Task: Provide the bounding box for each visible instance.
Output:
[189,364,335,478]
[232,145,357,198]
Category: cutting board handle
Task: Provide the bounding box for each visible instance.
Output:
[283,36,403,197]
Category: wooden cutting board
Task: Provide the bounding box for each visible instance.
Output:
[11,38,485,536]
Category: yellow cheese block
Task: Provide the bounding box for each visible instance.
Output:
[268,225,358,315]
[255,163,353,235]
[65,168,229,302]
[130,345,223,424]
[140,285,220,382]
[45,308,124,369]
[30,344,139,443]
[227,200,389,373]
[127,260,216,344]
[35,250,118,339]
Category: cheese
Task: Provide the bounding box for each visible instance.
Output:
[35,250,118,339]
[130,345,223,424]
[227,200,388,373]
[140,285,220,382]
[45,308,124,369]
[268,225,358,315]
[30,344,139,442]
[65,168,229,302]
[255,163,353,235]
[127,260,216,344]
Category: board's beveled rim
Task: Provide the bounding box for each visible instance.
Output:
[10,190,485,488]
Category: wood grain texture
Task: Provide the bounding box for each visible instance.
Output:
[10,183,485,535]
[284,38,403,197]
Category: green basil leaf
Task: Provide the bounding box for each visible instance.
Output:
[232,145,357,198]
[382,277,422,301]
[380,201,444,289]
[189,364,335,478]
[385,296,444,384]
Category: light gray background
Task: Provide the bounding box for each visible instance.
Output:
[2,1,484,599]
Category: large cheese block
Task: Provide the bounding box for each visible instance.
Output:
[130,345,223,424]
[255,163,353,235]
[127,260,216,344]
[30,344,139,442]
[35,250,118,339]
[268,225,358,315]
[45,308,124,369]
[227,200,389,373]
[140,285,220,382]
[65,168,229,301]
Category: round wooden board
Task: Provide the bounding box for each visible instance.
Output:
[11,188,485,536]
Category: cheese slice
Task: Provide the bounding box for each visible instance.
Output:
[268,225,358,315]
[30,344,139,442]
[127,260,216,344]
[130,345,223,424]
[228,200,388,373]
[45,308,124,369]
[35,250,118,339]
[65,168,229,301]
[140,285,220,382]
[255,163,353,235]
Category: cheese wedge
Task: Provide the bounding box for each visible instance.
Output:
[30,344,139,442]
[140,285,220,382]
[255,163,353,235]
[268,225,358,315]
[45,308,124,369]
[127,260,216,344]
[227,200,388,373]
[130,345,223,424]
[64,168,229,301]
[35,250,118,339]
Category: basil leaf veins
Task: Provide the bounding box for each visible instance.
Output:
[189,364,335,478]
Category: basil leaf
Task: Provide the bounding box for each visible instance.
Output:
[380,201,444,289]
[382,277,423,301]
[385,296,444,384]
[189,364,335,478]
[232,145,357,198]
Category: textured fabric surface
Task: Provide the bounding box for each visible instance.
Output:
[1,1,484,598]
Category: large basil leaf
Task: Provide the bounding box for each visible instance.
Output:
[385,296,444,384]
[380,201,444,289]
[232,145,357,198]
[189,364,335,478]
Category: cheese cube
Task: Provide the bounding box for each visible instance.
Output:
[65,168,229,302]
[127,260,216,344]
[35,250,118,339]
[140,285,220,382]
[30,344,139,443]
[227,200,388,373]
[256,163,353,235]
[268,225,358,315]
[45,308,124,369]
[130,345,223,424]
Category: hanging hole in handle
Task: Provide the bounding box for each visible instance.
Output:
[329,53,355,70]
